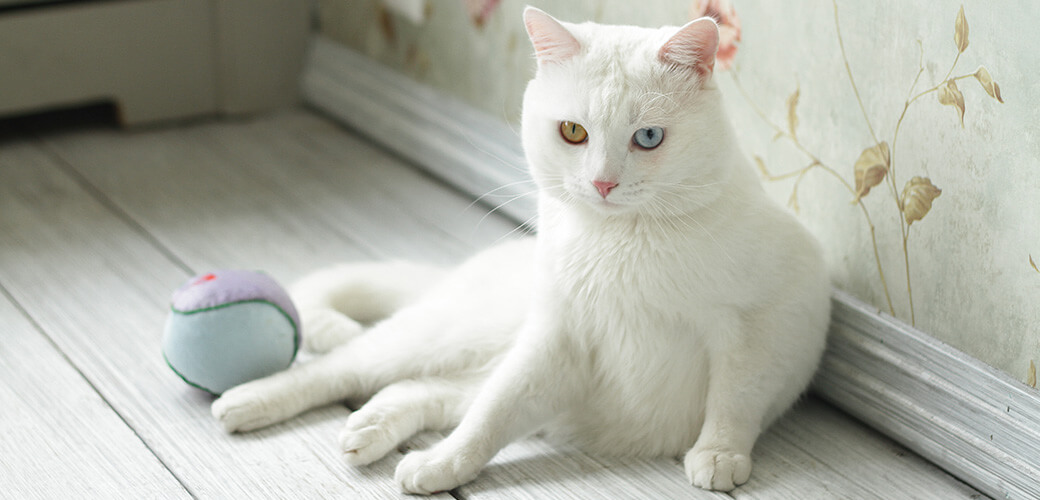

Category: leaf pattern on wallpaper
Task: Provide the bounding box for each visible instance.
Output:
[1031,257,1038,389]
[753,156,769,177]
[974,66,1004,103]
[734,2,1005,326]
[938,79,966,127]
[1029,360,1037,389]
[954,5,969,53]
[786,88,800,140]
[853,142,890,202]
[901,177,942,225]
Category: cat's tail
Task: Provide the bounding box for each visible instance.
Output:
[290,261,448,353]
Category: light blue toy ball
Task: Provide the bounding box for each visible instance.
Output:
[162,270,301,395]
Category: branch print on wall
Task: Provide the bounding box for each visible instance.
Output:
[1032,255,1039,389]
[735,3,1004,326]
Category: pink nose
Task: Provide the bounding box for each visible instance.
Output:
[592,180,619,198]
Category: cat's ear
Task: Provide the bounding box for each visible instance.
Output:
[658,17,720,77]
[523,6,580,65]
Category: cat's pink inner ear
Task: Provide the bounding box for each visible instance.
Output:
[658,17,720,76]
[524,7,580,64]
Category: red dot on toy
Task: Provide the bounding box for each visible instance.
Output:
[193,273,218,286]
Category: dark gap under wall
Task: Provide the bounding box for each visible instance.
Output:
[0,102,118,142]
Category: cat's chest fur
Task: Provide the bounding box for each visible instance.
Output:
[542,206,735,320]
[534,207,730,455]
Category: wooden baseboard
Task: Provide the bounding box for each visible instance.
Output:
[301,35,1040,500]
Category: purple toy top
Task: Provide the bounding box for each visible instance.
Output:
[170,270,300,332]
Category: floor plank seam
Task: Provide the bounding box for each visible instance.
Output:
[19,133,203,497]
[35,137,198,277]
[0,280,198,498]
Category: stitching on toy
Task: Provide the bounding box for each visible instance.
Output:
[170,299,301,358]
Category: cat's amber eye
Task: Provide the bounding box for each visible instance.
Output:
[559,121,588,144]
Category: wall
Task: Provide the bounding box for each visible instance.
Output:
[318,0,1040,386]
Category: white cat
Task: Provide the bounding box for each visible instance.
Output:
[211,7,830,494]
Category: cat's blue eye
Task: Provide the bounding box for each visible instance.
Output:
[632,126,664,149]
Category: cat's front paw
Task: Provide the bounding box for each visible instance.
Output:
[684,446,752,492]
[339,411,400,466]
[211,382,282,433]
[394,444,483,495]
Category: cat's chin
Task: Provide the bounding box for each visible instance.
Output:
[580,198,640,217]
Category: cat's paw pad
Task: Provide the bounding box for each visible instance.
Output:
[339,413,399,466]
[300,308,363,353]
[395,446,482,495]
[684,447,752,492]
[211,383,280,433]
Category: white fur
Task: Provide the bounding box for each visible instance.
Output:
[212,9,830,494]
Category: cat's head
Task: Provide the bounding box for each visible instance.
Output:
[520,7,732,217]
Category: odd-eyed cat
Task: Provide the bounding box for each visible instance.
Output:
[211,7,830,493]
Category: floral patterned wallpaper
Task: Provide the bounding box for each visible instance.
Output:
[318,0,1040,387]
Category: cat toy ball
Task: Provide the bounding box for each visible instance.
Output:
[162,270,300,395]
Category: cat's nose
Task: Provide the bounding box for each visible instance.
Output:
[592,180,619,198]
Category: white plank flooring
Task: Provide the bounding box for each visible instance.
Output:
[0,109,982,499]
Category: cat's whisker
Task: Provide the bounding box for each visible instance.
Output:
[476,189,542,228]
[651,196,738,267]
[466,179,540,213]
[644,178,723,193]
[670,181,724,190]
[636,198,711,268]
[492,213,540,246]
[460,134,530,175]
[642,203,707,270]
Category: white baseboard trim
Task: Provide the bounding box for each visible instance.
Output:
[818,290,1040,499]
[301,37,535,224]
[301,35,1040,500]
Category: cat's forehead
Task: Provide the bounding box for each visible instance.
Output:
[545,23,690,126]
[572,21,671,50]
[571,22,668,76]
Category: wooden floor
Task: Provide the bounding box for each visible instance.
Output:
[0,108,982,499]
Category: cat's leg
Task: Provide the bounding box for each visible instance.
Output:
[212,306,494,433]
[683,305,826,491]
[394,322,577,495]
[340,375,478,466]
[291,262,447,353]
[212,340,387,433]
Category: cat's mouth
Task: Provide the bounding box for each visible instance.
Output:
[560,178,645,214]
[564,187,637,215]
[584,194,637,214]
